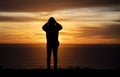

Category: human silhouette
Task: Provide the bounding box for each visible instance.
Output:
[42,17,62,69]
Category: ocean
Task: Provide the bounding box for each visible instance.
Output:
[0,44,120,69]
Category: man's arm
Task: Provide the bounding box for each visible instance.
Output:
[56,23,62,30]
[42,23,48,31]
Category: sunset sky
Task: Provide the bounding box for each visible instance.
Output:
[0,0,120,44]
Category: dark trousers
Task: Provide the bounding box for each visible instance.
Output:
[47,44,58,69]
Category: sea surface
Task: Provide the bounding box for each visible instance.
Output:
[0,44,120,69]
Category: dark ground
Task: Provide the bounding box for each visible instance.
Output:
[0,67,120,77]
[0,44,120,77]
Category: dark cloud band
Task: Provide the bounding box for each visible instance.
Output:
[0,0,120,12]
[0,16,44,22]
[80,24,120,39]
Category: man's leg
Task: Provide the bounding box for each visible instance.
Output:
[53,47,58,69]
[47,45,52,69]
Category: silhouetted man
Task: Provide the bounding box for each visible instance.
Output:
[42,17,62,69]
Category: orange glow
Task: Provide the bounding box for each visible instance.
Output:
[0,8,120,44]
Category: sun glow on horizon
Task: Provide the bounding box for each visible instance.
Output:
[0,7,120,44]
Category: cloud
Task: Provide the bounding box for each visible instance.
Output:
[114,19,120,22]
[0,0,120,12]
[0,16,42,22]
[0,30,34,40]
[110,6,120,11]
[0,12,51,22]
[0,16,71,22]
[80,24,120,39]
[0,7,120,22]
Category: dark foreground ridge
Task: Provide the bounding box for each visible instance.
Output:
[0,67,120,77]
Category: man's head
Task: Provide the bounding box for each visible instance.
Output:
[48,17,56,23]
